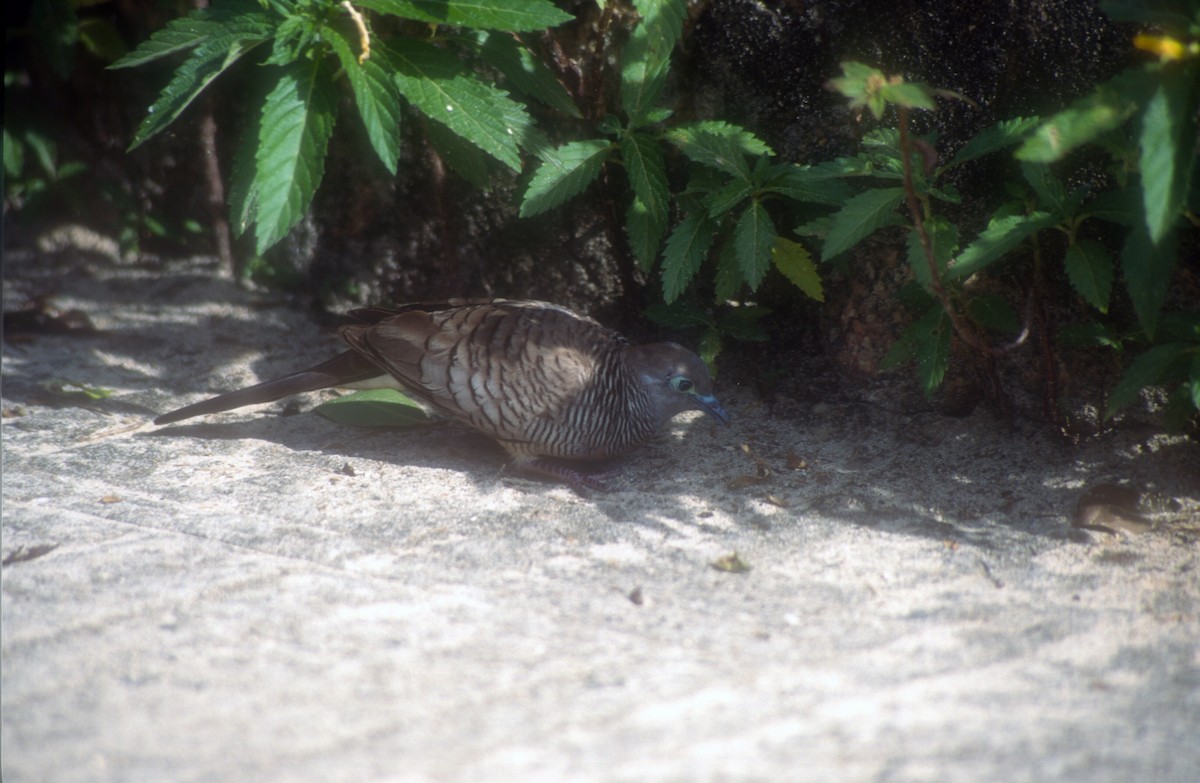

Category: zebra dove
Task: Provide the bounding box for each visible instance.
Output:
[154,299,729,489]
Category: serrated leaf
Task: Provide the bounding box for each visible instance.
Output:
[128,29,270,149]
[252,60,338,254]
[772,237,823,302]
[644,300,713,330]
[227,95,264,237]
[383,38,530,171]
[622,131,668,217]
[1139,63,1199,246]
[356,0,572,31]
[735,200,776,290]
[662,124,753,180]
[328,26,403,173]
[914,306,952,395]
[714,239,743,301]
[666,120,773,156]
[662,212,716,303]
[947,211,1057,281]
[476,32,580,118]
[761,164,853,206]
[822,187,906,260]
[1016,69,1150,162]
[621,0,686,122]
[1064,239,1114,312]
[626,195,668,270]
[314,389,432,427]
[1121,224,1176,338]
[944,117,1042,169]
[705,179,756,216]
[109,1,266,68]
[1021,161,1070,216]
[1106,342,1190,418]
[520,138,610,216]
[906,215,958,291]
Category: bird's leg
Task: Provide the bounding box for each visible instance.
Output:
[514,457,615,494]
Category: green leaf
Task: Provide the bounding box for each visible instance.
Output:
[252,60,338,254]
[879,81,936,112]
[1083,187,1142,226]
[906,215,958,291]
[1121,225,1176,338]
[1139,63,1199,246]
[476,32,580,118]
[1106,343,1190,418]
[761,164,854,206]
[644,300,713,330]
[620,0,687,122]
[356,0,573,31]
[704,179,756,217]
[520,138,610,217]
[821,187,906,260]
[829,61,888,119]
[1064,239,1114,312]
[1057,321,1122,350]
[128,27,270,149]
[4,128,23,179]
[664,122,769,179]
[314,389,432,427]
[383,38,530,171]
[914,306,952,395]
[627,195,668,271]
[227,95,264,237]
[1021,161,1070,216]
[109,2,266,69]
[735,200,776,290]
[966,295,1020,334]
[1016,69,1151,162]
[327,26,403,173]
[713,239,742,301]
[665,120,773,157]
[772,237,823,302]
[944,117,1042,169]
[662,212,716,303]
[78,17,129,63]
[947,211,1058,281]
[622,131,668,219]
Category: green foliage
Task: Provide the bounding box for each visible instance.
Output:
[313,388,431,427]
[814,53,1198,425]
[114,0,577,254]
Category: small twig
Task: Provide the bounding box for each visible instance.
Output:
[341,1,370,63]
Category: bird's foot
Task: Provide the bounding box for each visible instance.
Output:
[516,458,618,494]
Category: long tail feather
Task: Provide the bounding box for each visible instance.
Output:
[154,351,382,425]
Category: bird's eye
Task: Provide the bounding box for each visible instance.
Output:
[669,376,694,393]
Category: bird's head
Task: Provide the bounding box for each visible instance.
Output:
[626,342,730,427]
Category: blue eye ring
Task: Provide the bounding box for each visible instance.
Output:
[670,376,695,393]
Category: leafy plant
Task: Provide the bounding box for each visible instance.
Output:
[821,41,1198,424]
[111,0,576,254]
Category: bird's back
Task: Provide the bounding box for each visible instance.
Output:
[340,300,635,459]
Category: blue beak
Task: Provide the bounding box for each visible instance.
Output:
[694,394,731,426]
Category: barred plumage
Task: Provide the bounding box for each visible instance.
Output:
[154,299,729,489]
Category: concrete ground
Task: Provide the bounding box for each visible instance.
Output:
[2,248,1198,782]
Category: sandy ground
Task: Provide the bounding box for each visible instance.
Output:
[3,249,1199,783]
